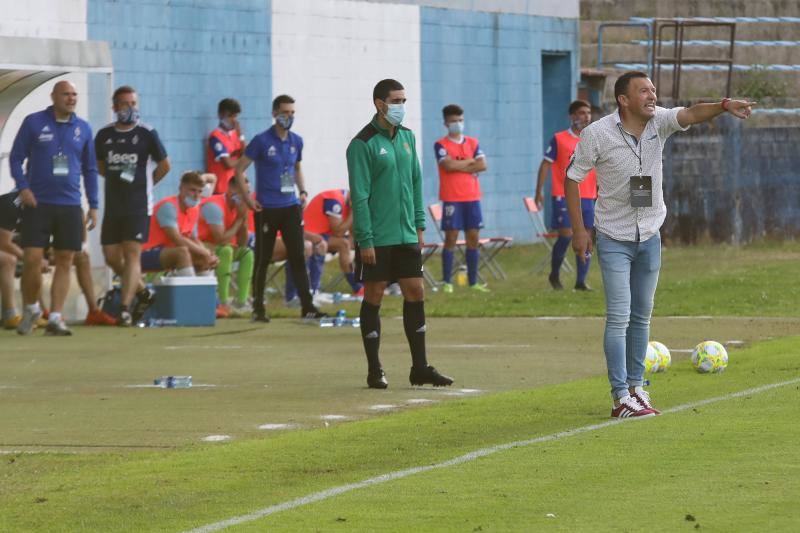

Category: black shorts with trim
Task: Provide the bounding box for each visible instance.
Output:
[0,192,21,231]
[20,203,83,251]
[101,214,150,245]
[355,244,423,283]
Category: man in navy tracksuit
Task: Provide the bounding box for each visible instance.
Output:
[9,80,99,336]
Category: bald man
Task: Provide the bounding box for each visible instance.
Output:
[9,80,100,336]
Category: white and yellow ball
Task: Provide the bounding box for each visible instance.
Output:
[692,341,728,373]
[648,341,671,372]
[644,344,661,373]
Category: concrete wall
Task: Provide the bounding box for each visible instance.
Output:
[271,0,423,196]
[663,116,800,243]
[419,8,579,242]
[86,0,272,197]
[3,0,580,243]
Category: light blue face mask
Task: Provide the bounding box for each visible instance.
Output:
[230,192,241,205]
[276,114,294,130]
[447,121,464,135]
[220,117,236,131]
[384,103,405,126]
[183,195,200,208]
[116,106,140,125]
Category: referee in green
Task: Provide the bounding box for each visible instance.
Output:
[346,79,454,389]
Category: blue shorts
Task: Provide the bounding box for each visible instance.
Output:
[441,201,483,231]
[140,247,165,271]
[551,197,595,230]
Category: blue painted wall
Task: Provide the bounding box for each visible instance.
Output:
[87,0,272,200]
[419,7,579,244]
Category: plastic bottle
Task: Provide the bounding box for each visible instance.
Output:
[332,292,343,304]
[334,309,346,327]
[455,266,468,287]
[154,376,192,388]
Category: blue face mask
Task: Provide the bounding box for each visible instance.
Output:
[276,114,294,130]
[384,103,405,126]
[183,195,200,208]
[230,192,241,205]
[116,106,140,125]
[447,121,464,135]
[220,117,236,131]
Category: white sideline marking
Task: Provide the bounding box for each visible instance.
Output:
[430,344,532,349]
[258,424,298,431]
[320,415,348,421]
[184,377,800,533]
[368,404,397,411]
[406,399,434,405]
[164,345,245,350]
[201,435,231,442]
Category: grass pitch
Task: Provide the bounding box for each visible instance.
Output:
[1,336,798,532]
[0,242,798,532]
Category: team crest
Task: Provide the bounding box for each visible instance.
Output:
[290,146,296,154]
[74,126,81,138]
[132,134,139,145]
[267,145,277,157]
[403,142,411,154]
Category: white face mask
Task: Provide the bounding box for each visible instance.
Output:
[201,183,214,198]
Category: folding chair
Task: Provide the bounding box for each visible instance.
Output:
[428,203,510,281]
[419,242,439,288]
[523,197,573,274]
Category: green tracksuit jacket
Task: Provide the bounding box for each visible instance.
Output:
[346,115,426,250]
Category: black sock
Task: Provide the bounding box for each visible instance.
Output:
[359,301,381,374]
[403,300,428,369]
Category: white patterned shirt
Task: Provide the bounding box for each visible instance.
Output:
[566,106,689,242]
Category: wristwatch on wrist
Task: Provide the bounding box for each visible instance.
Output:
[721,98,731,111]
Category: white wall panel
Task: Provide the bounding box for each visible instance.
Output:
[0,0,87,40]
[272,0,422,197]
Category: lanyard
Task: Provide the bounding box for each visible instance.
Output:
[53,117,73,155]
[617,123,643,175]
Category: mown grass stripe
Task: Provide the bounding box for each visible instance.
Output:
[185,377,800,533]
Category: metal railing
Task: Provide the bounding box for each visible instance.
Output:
[651,19,736,100]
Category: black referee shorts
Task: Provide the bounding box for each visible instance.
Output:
[355,244,423,283]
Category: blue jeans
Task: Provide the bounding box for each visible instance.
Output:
[597,232,661,400]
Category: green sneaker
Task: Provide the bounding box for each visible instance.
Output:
[469,283,490,293]
[441,282,454,294]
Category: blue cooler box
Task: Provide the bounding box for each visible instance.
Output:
[153,277,217,326]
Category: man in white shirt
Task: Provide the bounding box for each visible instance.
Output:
[566,71,754,418]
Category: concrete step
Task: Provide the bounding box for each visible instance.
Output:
[581,0,800,22]
[590,67,799,103]
[582,20,800,44]
[583,42,800,68]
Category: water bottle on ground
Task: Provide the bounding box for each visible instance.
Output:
[154,376,192,388]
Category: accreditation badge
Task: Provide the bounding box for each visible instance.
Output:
[120,162,136,183]
[630,175,652,208]
[53,153,69,177]
[280,170,295,194]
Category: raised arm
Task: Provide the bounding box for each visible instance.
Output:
[677,99,755,128]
